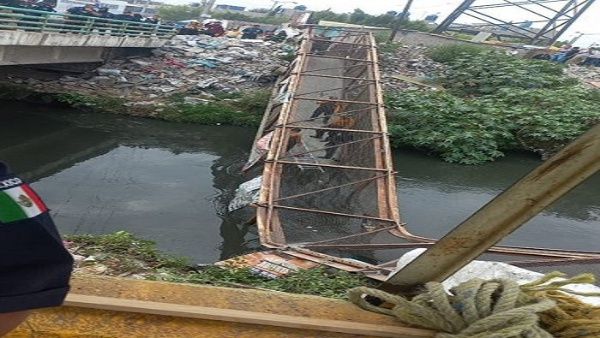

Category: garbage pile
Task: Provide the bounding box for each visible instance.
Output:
[378,45,446,91]
[22,35,295,107]
[567,64,600,89]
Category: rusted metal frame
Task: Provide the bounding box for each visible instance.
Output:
[310,38,371,46]
[343,65,369,86]
[281,135,383,159]
[304,243,433,250]
[262,204,398,224]
[291,73,375,82]
[459,10,539,38]
[258,32,311,247]
[500,0,552,20]
[274,172,391,203]
[465,8,541,36]
[276,125,384,135]
[274,160,389,172]
[305,54,374,63]
[368,33,401,225]
[285,106,373,125]
[509,257,600,267]
[284,247,391,273]
[294,97,378,105]
[299,225,399,246]
[381,123,600,294]
[300,63,368,75]
[294,82,374,98]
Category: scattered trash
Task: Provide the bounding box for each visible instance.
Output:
[15,34,296,109]
[379,45,446,91]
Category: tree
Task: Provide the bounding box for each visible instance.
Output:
[158,5,203,21]
[349,8,368,25]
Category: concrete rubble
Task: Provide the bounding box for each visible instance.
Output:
[18,35,296,107]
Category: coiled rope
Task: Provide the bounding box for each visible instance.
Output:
[348,272,600,338]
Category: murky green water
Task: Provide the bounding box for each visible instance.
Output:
[2,102,598,263]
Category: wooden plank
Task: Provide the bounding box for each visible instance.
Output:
[65,294,434,338]
[382,123,600,294]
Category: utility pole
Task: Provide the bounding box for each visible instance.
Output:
[389,0,414,42]
[201,0,216,16]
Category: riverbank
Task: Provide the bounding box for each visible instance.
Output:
[381,43,600,164]
[65,231,373,299]
[0,34,290,125]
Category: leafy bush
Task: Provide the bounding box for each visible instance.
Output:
[387,91,511,164]
[439,50,574,96]
[427,44,491,63]
[386,88,600,164]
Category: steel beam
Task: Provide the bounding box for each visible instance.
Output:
[381,123,600,294]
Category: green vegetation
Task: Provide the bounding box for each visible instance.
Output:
[153,266,371,299]
[386,45,600,164]
[308,8,432,32]
[67,231,372,299]
[55,92,127,113]
[158,5,204,22]
[211,11,289,25]
[159,89,270,127]
[427,44,491,64]
[66,231,189,274]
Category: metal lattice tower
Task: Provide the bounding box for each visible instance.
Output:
[433,0,596,45]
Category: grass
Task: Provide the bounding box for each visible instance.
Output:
[66,231,373,299]
[158,89,270,127]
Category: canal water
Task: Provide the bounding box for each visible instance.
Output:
[2,102,599,263]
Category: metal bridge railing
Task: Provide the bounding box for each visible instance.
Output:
[0,5,176,38]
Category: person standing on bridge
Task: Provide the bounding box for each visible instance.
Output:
[0,162,73,336]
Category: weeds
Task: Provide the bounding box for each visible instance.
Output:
[67,231,372,299]
[159,89,270,127]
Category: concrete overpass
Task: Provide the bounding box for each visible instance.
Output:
[0,5,175,66]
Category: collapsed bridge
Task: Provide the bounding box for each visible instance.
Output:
[245,26,600,281]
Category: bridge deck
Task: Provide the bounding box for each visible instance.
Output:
[249,27,600,280]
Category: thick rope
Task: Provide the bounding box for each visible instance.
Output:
[349,272,600,338]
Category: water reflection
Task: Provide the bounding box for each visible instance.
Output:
[394,149,600,251]
[2,102,598,263]
[1,102,257,263]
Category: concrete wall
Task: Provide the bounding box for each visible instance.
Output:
[0,30,167,48]
[0,45,105,65]
[0,30,168,65]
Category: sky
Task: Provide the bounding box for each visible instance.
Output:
[166,0,600,46]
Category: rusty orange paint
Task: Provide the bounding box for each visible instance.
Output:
[6,274,401,338]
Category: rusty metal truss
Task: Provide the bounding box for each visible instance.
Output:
[244,26,600,282]
[434,0,597,45]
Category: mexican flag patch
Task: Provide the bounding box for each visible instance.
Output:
[0,177,48,223]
